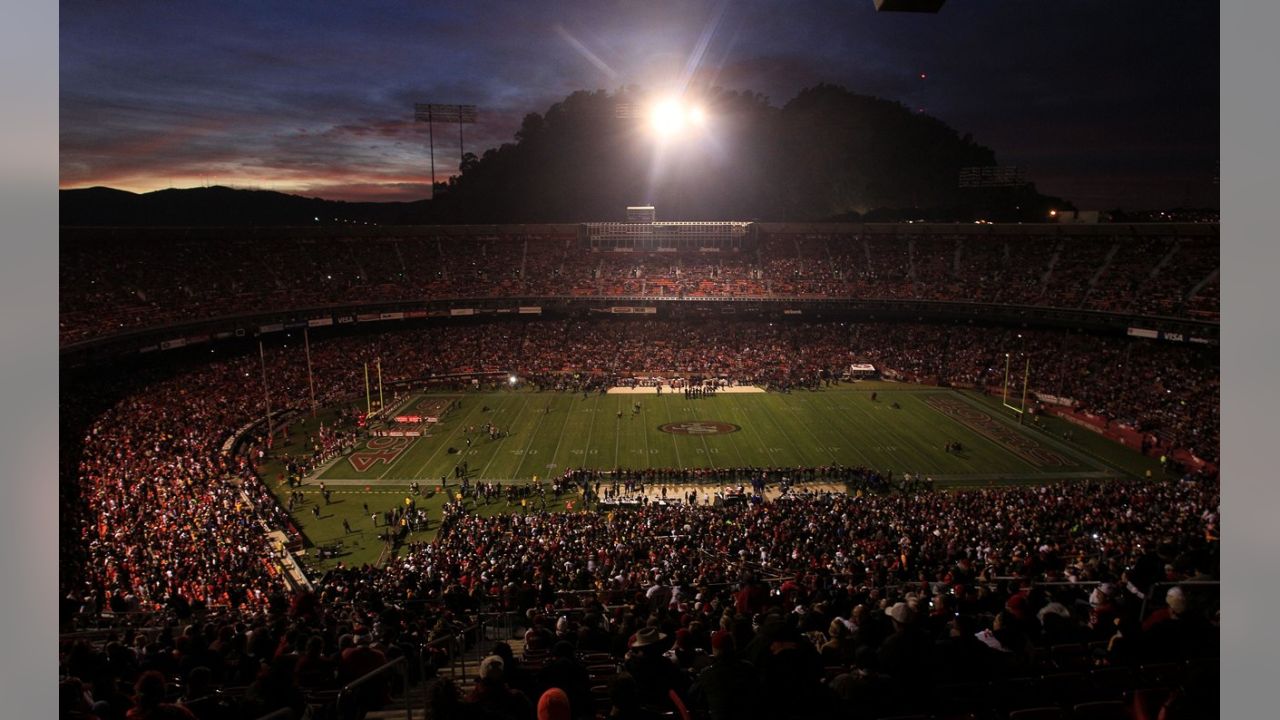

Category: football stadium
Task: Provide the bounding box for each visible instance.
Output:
[57,3,1220,720]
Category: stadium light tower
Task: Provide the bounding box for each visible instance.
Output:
[644,96,709,139]
[413,103,478,197]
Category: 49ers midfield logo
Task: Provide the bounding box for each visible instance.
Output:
[348,436,412,472]
[658,421,740,435]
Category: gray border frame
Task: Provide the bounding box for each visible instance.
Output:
[1222,1,1275,716]
[0,1,58,717]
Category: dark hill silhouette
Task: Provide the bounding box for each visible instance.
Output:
[62,85,1063,226]
[60,185,434,227]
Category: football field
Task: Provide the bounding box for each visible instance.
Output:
[314,384,1129,486]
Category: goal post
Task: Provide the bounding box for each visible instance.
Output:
[1001,353,1031,423]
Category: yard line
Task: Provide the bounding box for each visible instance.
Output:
[717,395,754,468]
[725,395,779,467]
[660,395,684,468]
[822,394,895,469]
[780,396,840,464]
[753,393,810,465]
[581,393,602,468]
[442,392,521,480]
[546,396,576,474]
[478,396,531,480]
[698,431,718,469]
[613,396,622,469]
[407,393,502,480]
[512,396,555,479]
[640,401,652,468]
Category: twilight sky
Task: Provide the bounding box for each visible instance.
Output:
[59,0,1219,209]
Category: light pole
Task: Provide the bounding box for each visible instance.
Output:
[414,103,478,197]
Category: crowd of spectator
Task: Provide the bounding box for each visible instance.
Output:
[60,229,1219,344]
[63,318,1218,619]
[60,473,1219,719]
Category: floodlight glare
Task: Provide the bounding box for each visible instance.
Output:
[649,100,685,135]
[687,106,706,126]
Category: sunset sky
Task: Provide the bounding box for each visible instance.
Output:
[59,0,1218,209]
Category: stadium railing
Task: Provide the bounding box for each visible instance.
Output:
[334,655,410,720]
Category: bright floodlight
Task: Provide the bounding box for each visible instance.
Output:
[687,106,706,126]
[649,99,685,136]
[509,375,518,385]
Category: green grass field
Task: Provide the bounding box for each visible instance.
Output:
[262,382,1163,571]
[316,385,1119,484]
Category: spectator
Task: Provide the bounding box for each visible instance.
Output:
[125,671,197,720]
[465,655,533,720]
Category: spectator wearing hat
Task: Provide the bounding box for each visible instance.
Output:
[819,618,856,666]
[687,630,761,720]
[489,642,534,699]
[1142,586,1214,661]
[536,687,572,720]
[876,602,932,684]
[623,627,688,711]
[465,655,533,720]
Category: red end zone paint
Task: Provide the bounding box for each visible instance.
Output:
[348,435,413,472]
[925,395,1069,468]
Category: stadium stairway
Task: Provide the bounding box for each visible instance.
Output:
[363,626,526,719]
